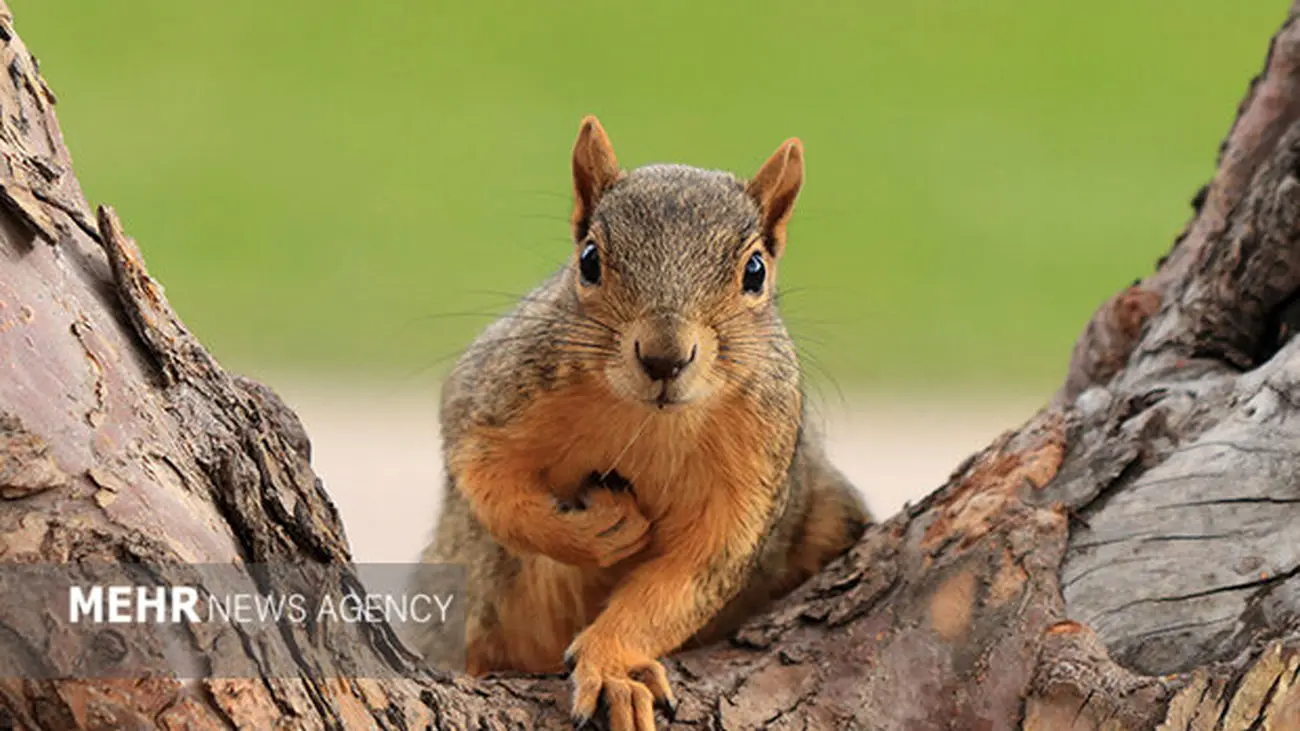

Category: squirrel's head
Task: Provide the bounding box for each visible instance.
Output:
[563,116,803,411]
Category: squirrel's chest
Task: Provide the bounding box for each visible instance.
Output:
[512,388,788,522]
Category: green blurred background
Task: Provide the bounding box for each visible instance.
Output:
[9,2,1288,394]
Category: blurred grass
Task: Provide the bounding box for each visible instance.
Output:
[9,1,1287,391]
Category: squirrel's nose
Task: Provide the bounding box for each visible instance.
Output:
[635,341,697,382]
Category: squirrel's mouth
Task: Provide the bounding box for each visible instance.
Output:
[646,382,691,411]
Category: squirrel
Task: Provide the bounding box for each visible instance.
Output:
[409,116,872,731]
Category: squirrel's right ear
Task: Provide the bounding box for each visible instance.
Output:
[571,116,622,240]
[746,138,805,257]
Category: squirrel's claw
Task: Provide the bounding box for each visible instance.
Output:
[569,674,603,728]
[657,695,678,722]
[601,470,633,492]
[566,640,663,731]
[582,470,633,493]
[631,660,675,718]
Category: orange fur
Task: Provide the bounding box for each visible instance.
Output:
[452,378,782,674]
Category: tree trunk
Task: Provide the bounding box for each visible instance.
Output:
[4,2,1300,729]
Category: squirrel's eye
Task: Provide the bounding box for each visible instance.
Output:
[579,242,601,286]
[742,252,765,294]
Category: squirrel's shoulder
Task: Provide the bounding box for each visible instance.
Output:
[438,270,572,434]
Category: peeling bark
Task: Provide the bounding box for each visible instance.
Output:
[3,1,1300,729]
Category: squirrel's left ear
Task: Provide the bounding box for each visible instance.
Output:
[571,116,623,240]
[746,138,804,257]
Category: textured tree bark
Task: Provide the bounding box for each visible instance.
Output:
[4,1,1300,728]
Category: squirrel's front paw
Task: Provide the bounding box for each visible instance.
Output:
[563,633,675,731]
[549,474,650,568]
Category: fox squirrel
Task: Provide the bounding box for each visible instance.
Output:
[410,116,871,730]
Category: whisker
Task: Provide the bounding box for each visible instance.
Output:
[711,309,752,329]
[506,293,621,335]
[552,340,620,353]
[719,341,801,358]
[402,311,611,338]
[402,343,616,390]
[717,346,799,369]
[509,189,571,202]
[602,411,655,483]
[716,348,788,366]
[459,288,534,301]
[797,347,848,413]
[458,333,611,355]
[514,213,573,224]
